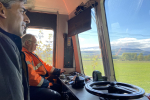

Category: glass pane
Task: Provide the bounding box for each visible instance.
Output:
[78,8,105,77]
[105,0,150,93]
[26,28,54,65]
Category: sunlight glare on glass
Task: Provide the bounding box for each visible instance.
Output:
[26,28,54,50]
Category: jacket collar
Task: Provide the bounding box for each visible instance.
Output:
[0,28,22,52]
[22,47,35,54]
[22,47,30,52]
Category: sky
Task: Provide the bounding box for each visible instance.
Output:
[26,0,150,52]
[79,0,150,51]
[78,8,100,51]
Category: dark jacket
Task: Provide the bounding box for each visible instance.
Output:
[0,28,29,100]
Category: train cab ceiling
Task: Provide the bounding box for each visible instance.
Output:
[26,0,89,15]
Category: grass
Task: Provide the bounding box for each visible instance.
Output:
[82,60,105,77]
[83,60,150,93]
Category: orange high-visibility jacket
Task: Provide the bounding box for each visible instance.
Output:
[22,47,56,87]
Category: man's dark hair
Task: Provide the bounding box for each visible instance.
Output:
[0,0,27,8]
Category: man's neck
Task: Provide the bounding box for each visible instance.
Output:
[0,20,9,33]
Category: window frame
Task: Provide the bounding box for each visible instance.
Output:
[93,0,116,81]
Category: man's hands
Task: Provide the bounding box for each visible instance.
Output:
[47,85,50,89]
[60,69,66,74]
[47,82,53,88]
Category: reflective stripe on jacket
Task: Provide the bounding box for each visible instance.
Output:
[22,47,55,87]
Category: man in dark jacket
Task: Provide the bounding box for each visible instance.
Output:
[0,0,30,100]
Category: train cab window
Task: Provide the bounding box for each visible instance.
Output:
[105,0,150,93]
[78,8,105,77]
[26,28,54,65]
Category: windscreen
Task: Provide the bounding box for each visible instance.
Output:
[78,8,105,77]
[105,0,150,93]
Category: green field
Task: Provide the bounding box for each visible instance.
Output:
[83,60,150,93]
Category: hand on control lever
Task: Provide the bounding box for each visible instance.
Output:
[47,82,53,89]
[47,85,50,89]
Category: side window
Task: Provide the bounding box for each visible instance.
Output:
[26,28,54,65]
[105,0,150,93]
[78,8,105,76]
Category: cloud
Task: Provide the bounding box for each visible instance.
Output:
[111,38,150,50]
[80,44,99,48]
[81,48,100,51]
[80,44,100,51]
[79,37,150,51]
[79,37,85,42]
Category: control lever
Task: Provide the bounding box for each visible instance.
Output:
[60,72,66,79]
[72,73,85,89]
[68,81,74,85]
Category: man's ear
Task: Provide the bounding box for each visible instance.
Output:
[25,41,30,47]
[0,2,7,19]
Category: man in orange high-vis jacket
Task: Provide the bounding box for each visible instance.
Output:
[22,34,65,100]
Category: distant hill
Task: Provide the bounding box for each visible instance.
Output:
[81,47,150,56]
[112,48,150,56]
[35,47,150,56]
[81,51,101,55]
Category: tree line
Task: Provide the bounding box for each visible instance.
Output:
[112,53,150,61]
